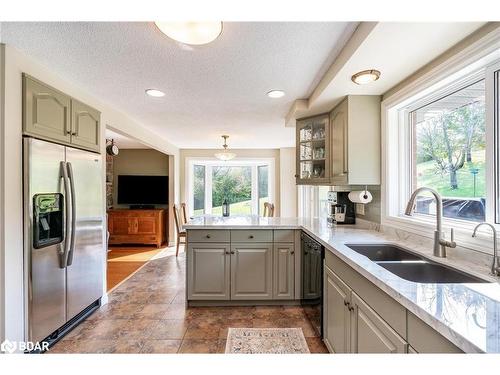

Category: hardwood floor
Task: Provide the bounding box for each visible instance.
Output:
[51,246,328,354]
[107,246,165,291]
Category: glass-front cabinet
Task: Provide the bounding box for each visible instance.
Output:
[296,113,330,185]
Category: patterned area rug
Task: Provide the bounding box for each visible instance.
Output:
[225,328,310,354]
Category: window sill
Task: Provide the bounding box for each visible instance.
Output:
[382,214,497,257]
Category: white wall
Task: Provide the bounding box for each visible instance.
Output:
[0,44,180,343]
[279,147,297,217]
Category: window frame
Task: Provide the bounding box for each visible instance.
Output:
[185,157,275,217]
[406,73,487,223]
[382,44,500,256]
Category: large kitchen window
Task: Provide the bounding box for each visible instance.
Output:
[409,78,486,222]
[187,159,274,217]
[384,52,500,236]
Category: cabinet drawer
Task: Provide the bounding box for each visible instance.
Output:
[188,230,230,243]
[231,230,272,242]
[273,230,295,243]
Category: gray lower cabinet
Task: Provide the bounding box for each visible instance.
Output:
[273,243,295,299]
[23,74,72,144]
[351,292,407,353]
[187,243,230,300]
[324,266,351,353]
[324,265,406,353]
[230,243,273,300]
[71,99,100,152]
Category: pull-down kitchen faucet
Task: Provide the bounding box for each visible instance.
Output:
[472,222,500,276]
[405,187,456,258]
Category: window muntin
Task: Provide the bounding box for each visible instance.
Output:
[409,79,486,223]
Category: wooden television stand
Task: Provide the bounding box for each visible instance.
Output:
[107,208,168,248]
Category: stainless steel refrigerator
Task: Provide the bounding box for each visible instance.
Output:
[23,137,105,345]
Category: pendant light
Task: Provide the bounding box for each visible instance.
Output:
[214,135,236,161]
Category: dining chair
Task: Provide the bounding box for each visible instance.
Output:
[173,204,187,257]
[180,202,188,224]
[263,202,275,217]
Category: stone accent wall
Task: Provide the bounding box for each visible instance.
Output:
[106,152,114,209]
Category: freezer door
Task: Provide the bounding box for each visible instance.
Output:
[24,138,67,343]
[65,147,104,320]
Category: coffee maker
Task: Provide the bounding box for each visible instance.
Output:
[327,191,356,226]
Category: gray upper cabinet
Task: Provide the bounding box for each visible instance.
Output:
[330,99,348,184]
[187,243,230,300]
[295,113,330,185]
[23,74,72,144]
[71,99,100,152]
[23,74,101,153]
[294,96,380,186]
[324,266,351,353]
[273,243,295,300]
[230,243,273,300]
[329,96,381,185]
[351,292,407,353]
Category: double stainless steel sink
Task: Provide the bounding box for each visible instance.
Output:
[346,244,487,284]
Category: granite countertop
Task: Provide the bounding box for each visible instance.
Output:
[184,215,500,353]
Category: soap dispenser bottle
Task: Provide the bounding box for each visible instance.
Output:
[222,198,230,217]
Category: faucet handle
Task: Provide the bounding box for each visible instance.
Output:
[448,228,457,248]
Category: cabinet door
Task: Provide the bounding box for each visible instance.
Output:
[273,243,295,300]
[71,99,101,152]
[324,266,351,353]
[23,75,72,143]
[187,243,230,300]
[330,99,348,184]
[295,114,330,185]
[231,243,273,300]
[109,216,130,235]
[136,216,157,235]
[351,292,407,353]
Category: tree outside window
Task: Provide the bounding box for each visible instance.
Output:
[411,79,486,222]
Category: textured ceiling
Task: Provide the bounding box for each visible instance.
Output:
[1,22,356,148]
[105,129,149,149]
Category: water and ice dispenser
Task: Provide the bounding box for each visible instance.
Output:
[33,193,64,249]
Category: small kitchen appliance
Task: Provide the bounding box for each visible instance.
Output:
[327,191,356,226]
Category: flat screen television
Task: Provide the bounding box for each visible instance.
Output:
[117,175,168,205]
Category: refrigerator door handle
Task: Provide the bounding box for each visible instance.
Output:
[66,162,77,267]
[60,161,71,269]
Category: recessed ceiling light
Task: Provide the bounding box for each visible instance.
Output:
[351,69,381,85]
[267,90,285,98]
[154,22,223,45]
[145,89,165,97]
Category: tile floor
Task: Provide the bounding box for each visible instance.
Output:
[50,246,328,354]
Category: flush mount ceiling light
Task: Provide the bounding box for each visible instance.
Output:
[154,22,223,45]
[214,135,236,161]
[145,89,165,97]
[351,69,381,85]
[267,90,285,98]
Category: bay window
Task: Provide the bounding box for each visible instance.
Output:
[187,159,274,217]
